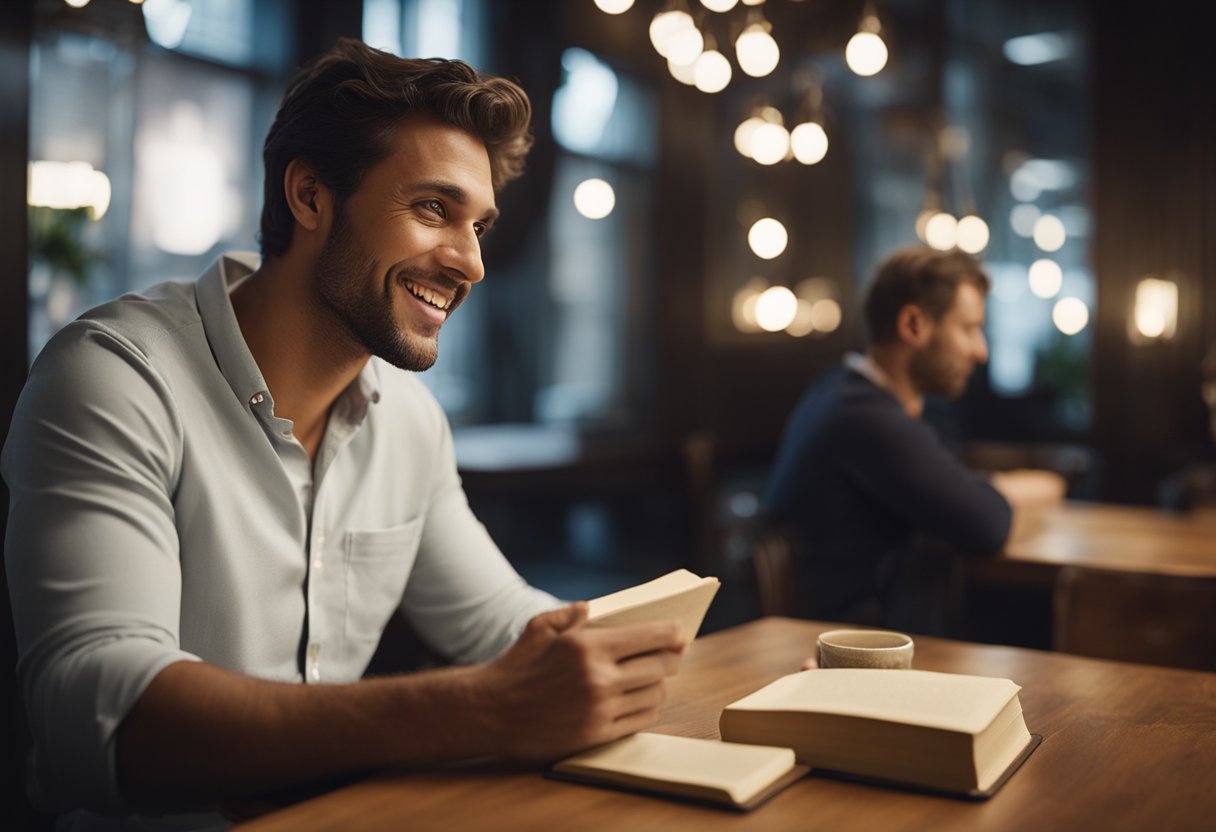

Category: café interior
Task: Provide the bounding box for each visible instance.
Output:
[0,0,1213,828]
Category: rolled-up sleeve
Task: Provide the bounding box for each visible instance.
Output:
[3,323,201,813]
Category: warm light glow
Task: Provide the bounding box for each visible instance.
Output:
[649,10,694,58]
[1052,297,1089,335]
[955,214,990,253]
[28,160,112,219]
[790,122,828,165]
[845,31,888,76]
[755,286,798,332]
[700,0,739,11]
[1028,259,1063,298]
[809,298,842,333]
[573,178,616,219]
[666,25,704,66]
[594,0,635,13]
[1033,214,1066,251]
[733,116,765,158]
[668,57,697,85]
[914,208,936,242]
[732,278,767,333]
[786,299,815,336]
[749,122,789,165]
[693,49,732,93]
[1133,277,1178,340]
[924,212,958,250]
[65,0,91,7]
[1010,203,1040,237]
[735,24,780,77]
[748,217,788,260]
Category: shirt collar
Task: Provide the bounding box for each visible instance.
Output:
[197,251,270,412]
[197,252,383,418]
[843,351,895,393]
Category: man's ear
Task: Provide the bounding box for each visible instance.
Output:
[283,158,332,235]
[896,303,933,347]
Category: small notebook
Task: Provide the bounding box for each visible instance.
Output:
[548,732,808,811]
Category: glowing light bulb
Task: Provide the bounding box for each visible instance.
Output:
[845,31,888,76]
[700,0,739,11]
[749,122,789,165]
[1028,259,1063,298]
[573,178,616,219]
[790,122,828,165]
[594,0,634,13]
[666,26,704,66]
[809,298,842,332]
[649,10,694,58]
[755,286,798,331]
[733,116,766,158]
[914,208,937,243]
[1052,297,1089,335]
[786,299,815,336]
[693,49,731,93]
[732,277,767,333]
[1033,214,1066,251]
[748,217,788,260]
[65,0,91,7]
[668,57,697,85]
[735,24,780,77]
[924,212,958,250]
[956,214,990,253]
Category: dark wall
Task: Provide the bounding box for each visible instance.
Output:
[1091,1,1216,502]
[2,1,35,823]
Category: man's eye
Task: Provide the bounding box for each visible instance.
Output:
[474,222,488,238]
[419,199,445,216]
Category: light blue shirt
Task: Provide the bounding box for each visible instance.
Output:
[3,252,559,822]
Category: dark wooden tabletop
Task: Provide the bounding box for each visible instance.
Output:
[235,617,1216,832]
[969,500,1216,583]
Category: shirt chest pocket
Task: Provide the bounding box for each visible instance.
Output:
[343,518,424,659]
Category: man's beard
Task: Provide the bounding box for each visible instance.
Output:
[908,335,971,399]
[313,207,440,372]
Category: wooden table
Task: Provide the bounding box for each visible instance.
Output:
[971,500,1216,583]
[236,618,1216,832]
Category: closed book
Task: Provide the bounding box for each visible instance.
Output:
[586,569,720,644]
[549,732,808,810]
[719,669,1039,798]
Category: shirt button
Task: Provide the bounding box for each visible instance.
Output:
[312,559,323,570]
[315,533,326,548]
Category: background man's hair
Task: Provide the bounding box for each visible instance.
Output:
[259,38,533,258]
[862,246,991,345]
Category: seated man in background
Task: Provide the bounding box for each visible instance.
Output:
[764,247,1064,629]
[3,40,684,830]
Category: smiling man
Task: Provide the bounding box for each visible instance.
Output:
[3,40,684,830]
[764,247,1063,629]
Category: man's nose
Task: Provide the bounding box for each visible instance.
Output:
[975,332,990,363]
[437,227,485,284]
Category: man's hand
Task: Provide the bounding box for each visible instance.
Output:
[475,602,686,761]
[990,468,1067,508]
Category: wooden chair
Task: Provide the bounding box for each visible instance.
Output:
[1053,566,1216,672]
[751,526,803,618]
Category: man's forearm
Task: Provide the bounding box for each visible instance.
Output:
[115,659,499,809]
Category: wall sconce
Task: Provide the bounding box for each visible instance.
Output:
[1130,276,1178,342]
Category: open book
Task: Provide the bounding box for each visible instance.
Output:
[549,732,808,810]
[586,569,720,644]
[719,669,1039,798]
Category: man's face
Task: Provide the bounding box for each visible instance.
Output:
[312,116,497,372]
[908,282,989,399]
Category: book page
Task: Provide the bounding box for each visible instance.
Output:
[553,733,796,804]
[727,669,1021,735]
[586,570,720,644]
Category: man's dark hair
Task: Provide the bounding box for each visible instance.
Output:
[259,38,533,258]
[862,246,991,345]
